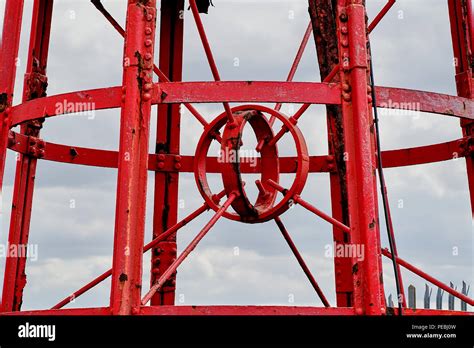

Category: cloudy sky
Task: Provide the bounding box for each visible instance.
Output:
[0,0,472,311]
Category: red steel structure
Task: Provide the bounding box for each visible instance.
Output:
[0,0,472,316]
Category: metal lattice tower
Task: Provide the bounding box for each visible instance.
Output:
[0,0,472,316]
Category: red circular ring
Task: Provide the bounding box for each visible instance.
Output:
[220,109,279,222]
[194,104,309,223]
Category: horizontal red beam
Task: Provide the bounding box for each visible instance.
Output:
[157,81,341,104]
[392,308,473,316]
[1,305,470,316]
[376,86,474,120]
[139,305,355,316]
[1,307,111,316]
[8,132,469,172]
[382,137,470,168]
[8,84,473,127]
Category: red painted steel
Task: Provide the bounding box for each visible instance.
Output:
[382,249,474,306]
[2,0,53,313]
[0,0,25,196]
[151,0,185,307]
[448,0,474,216]
[337,0,385,315]
[0,0,472,316]
[194,104,309,223]
[142,192,238,305]
[109,0,157,315]
[274,217,330,307]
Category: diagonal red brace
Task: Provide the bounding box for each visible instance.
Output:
[141,192,238,305]
[275,217,330,307]
[382,248,474,306]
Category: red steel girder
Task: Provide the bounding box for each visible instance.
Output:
[336,0,385,315]
[109,0,157,315]
[151,0,185,307]
[1,0,53,313]
[448,0,474,216]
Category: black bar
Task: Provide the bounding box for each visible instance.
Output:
[0,315,472,345]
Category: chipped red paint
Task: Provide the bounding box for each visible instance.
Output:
[0,0,472,316]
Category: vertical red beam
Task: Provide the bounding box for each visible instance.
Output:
[448,0,474,216]
[110,0,157,315]
[0,0,24,196]
[1,0,53,313]
[336,0,385,315]
[151,0,184,306]
[309,0,355,307]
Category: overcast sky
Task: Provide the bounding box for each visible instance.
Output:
[0,0,472,311]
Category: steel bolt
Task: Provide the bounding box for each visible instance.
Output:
[144,83,153,91]
[157,154,165,161]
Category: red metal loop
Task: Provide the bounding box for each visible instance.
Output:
[195,104,309,223]
[220,110,279,221]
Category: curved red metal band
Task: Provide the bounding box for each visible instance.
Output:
[220,110,279,221]
[194,104,309,223]
[7,131,470,172]
[376,86,474,120]
[9,83,473,127]
[8,82,340,127]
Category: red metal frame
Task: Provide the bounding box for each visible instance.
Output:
[0,0,472,316]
